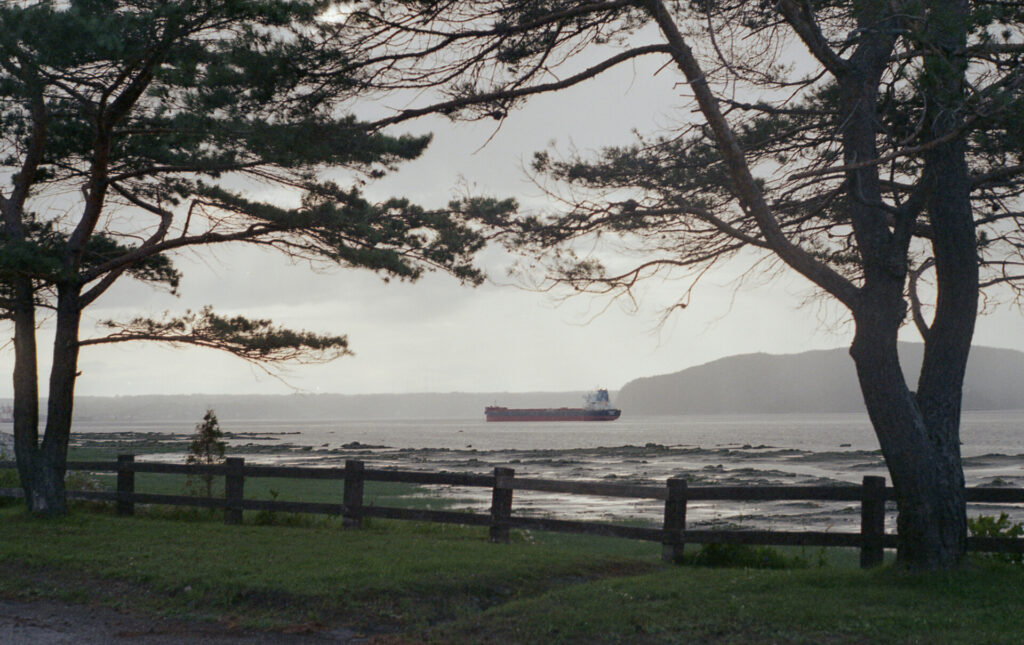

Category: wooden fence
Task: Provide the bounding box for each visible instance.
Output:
[2,456,1024,568]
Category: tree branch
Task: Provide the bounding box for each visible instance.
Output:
[908,257,934,341]
[370,44,671,128]
[79,306,351,365]
[776,0,848,76]
[642,0,859,308]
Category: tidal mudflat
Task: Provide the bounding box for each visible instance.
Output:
[60,410,1024,532]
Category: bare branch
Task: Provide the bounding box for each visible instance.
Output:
[643,0,858,308]
[776,0,848,76]
[908,257,935,341]
[370,44,671,129]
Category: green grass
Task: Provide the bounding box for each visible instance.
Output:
[3,446,1022,642]
[117,469,440,507]
[67,443,179,461]
[0,507,658,632]
[1,506,1022,643]
[429,561,1024,644]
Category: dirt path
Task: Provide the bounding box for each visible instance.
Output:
[0,598,372,644]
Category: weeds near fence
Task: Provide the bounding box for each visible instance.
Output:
[969,513,1024,565]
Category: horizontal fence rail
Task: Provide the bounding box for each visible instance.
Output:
[2,457,1023,568]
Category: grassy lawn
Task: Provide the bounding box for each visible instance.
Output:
[431,560,1024,644]
[1,504,1022,644]
[0,507,659,634]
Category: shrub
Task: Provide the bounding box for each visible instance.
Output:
[0,468,20,507]
[65,470,110,512]
[688,543,805,569]
[968,513,1024,565]
[65,470,101,492]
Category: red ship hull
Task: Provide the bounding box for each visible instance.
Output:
[484,406,621,422]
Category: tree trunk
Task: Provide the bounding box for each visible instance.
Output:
[906,139,974,566]
[883,0,974,570]
[39,287,85,514]
[905,109,976,570]
[836,0,972,570]
[851,293,967,570]
[13,285,84,516]
[20,451,68,516]
[10,278,55,513]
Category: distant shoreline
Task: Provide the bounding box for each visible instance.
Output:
[4,405,1024,427]
[2,342,1022,421]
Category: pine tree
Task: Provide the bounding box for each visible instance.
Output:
[186,409,226,500]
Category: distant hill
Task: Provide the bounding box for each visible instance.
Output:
[615,343,1024,415]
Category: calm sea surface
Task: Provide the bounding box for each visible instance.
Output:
[71,409,1024,455]
[65,410,1024,531]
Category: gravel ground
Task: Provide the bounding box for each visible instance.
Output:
[0,599,373,644]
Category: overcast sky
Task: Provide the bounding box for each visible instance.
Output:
[3,44,1023,398]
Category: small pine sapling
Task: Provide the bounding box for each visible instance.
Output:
[187,409,226,499]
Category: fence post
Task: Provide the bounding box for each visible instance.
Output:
[116,454,135,516]
[224,457,245,525]
[490,467,514,543]
[662,477,687,563]
[343,459,365,529]
[860,475,886,568]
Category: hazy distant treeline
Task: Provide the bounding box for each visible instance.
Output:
[63,391,593,424]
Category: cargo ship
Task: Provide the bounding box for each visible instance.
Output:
[484,389,621,422]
